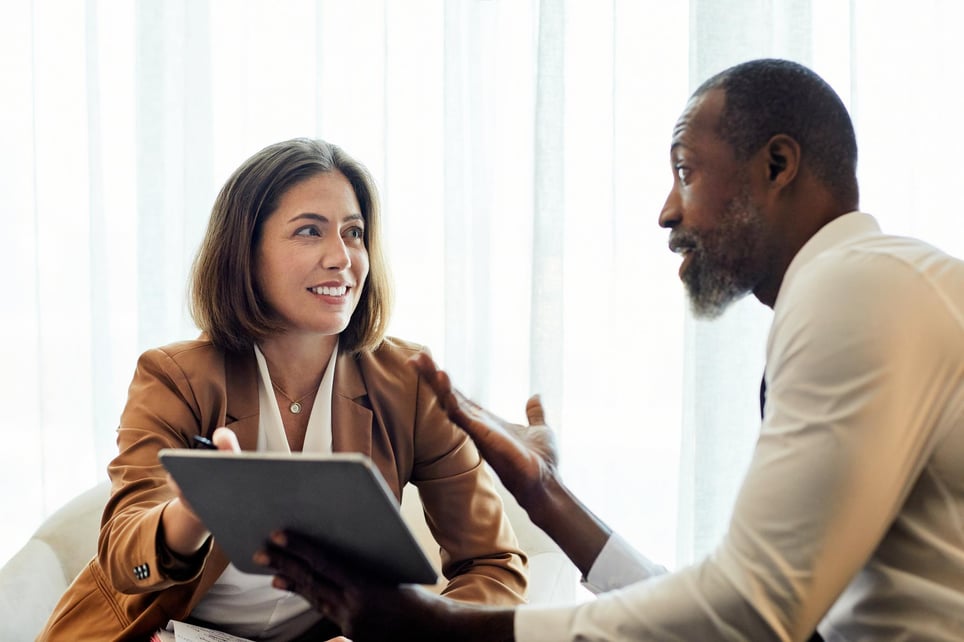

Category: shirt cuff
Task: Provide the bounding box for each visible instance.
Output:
[515,603,581,642]
[581,532,667,594]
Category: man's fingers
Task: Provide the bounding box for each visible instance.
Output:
[447,388,495,436]
[525,394,545,425]
[257,531,352,614]
[272,568,345,622]
[409,353,488,422]
[408,351,437,375]
[409,352,449,397]
[410,353,462,418]
[433,368,454,399]
[272,532,329,572]
[453,387,484,413]
[409,352,527,446]
[444,397,480,436]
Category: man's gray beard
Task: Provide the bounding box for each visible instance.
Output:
[685,263,750,319]
[681,189,763,319]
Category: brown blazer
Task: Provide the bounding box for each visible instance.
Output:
[39,336,527,641]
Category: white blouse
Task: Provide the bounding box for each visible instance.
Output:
[188,343,339,641]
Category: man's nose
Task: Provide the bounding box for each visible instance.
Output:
[658,188,681,229]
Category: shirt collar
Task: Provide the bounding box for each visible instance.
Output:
[773,211,880,312]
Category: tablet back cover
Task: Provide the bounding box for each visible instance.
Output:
[158,450,438,584]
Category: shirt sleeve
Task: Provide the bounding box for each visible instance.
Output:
[517,245,959,641]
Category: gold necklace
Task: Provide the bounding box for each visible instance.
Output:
[271,381,314,415]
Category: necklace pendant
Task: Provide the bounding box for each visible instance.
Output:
[289,401,302,414]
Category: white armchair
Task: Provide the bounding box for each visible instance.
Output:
[0,481,109,642]
[0,476,580,641]
[400,479,582,604]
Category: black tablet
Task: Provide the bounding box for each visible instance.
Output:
[158,449,438,584]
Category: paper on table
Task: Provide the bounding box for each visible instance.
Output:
[153,620,254,642]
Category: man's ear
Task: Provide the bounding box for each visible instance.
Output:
[765,134,800,189]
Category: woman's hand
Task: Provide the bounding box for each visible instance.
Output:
[210,426,242,452]
[409,352,558,510]
[161,427,242,556]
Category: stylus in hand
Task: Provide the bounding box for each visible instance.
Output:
[193,435,217,450]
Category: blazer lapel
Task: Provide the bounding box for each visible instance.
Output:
[221,347,374,455]
[331,351,373,457]
[223,349,260,452]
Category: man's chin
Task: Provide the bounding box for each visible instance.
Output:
[688,299,728,320]
[685,288,748,320]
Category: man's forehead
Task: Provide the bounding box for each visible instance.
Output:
[671,89,725,149]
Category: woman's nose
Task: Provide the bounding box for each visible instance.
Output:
[322,236,351,270]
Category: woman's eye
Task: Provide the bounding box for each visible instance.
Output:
[675,165,691,182]
[295,226,321,237]
[344,226,364,240]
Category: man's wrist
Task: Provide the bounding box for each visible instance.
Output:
[517,469,566,529]
[518,470,612,577]
[442,601,516,642]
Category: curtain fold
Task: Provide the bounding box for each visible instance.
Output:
[2,0,961,577]
[531,0,565,437]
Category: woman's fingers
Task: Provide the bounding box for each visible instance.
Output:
[212,427,242,452]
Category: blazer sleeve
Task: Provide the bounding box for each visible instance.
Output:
[97,345,217,594]
[408,368,529,606]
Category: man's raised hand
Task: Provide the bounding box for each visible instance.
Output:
[409,352,558,508]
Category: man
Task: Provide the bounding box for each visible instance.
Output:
[258,59,964,640]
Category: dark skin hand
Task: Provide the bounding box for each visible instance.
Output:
[409,352,612,577]
[257,530,515,642]
[256,353,612,640]
[410,352,559,501]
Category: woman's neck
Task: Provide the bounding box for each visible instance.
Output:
[257,332,338,399]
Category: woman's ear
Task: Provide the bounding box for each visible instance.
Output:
[766,134,800,189]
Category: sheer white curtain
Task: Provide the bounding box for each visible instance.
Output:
[2,0,963,576]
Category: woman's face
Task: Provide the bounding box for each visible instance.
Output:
[254,171,369,338]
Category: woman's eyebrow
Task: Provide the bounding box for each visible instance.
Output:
[287,212,363,224]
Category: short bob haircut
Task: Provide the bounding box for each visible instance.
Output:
[190,138,392,355]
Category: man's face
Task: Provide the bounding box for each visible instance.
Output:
[658,89,768,318]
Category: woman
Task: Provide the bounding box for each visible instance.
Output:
[39,138,527,641]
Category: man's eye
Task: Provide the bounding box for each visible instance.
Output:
[675,165,691,182]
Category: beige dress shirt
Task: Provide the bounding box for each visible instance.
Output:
[517,213,964,641]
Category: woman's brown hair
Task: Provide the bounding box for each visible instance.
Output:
[190,138,392,354]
